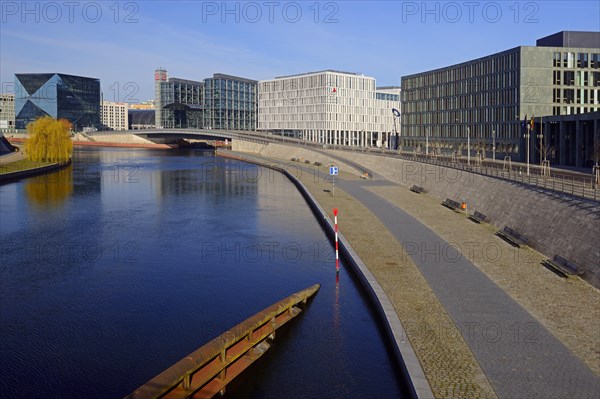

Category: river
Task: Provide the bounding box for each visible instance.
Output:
[0,147,407,398]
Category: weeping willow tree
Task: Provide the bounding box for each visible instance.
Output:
[25,116,73,162]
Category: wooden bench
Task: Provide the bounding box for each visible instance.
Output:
[543,254,583,276]
[442,198,461,210]
[313,161,322,166]
[496,226,528,247]
[468,211,487,224]
[410,185,425,194]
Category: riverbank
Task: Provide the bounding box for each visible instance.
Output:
[219,148,600,399]
[0,159,71,183]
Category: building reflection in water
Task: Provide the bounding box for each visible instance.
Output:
[25,166,73,208]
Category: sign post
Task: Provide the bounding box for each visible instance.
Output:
[329,165,338,197]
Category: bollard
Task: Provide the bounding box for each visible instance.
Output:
[334,208,339,274]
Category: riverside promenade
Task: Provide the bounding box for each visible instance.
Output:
[221,149,600,399]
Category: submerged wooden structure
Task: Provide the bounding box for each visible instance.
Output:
[125,283,320,399]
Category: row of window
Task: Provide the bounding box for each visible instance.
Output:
[403,89,518,114]
[552,106,600,115]
[403,71,518,100]
[553,88,600,104]
[553,71,600,86]
[404,51,519,89]
[553,52,600,69]
[403,106,519,127]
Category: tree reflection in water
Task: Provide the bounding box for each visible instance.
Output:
[25,166,73,208]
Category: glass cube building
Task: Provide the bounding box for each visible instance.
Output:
[14,73,101,130]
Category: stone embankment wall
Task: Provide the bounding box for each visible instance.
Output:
[232,140,363,176]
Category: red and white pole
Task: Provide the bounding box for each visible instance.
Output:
[333,208,339,273]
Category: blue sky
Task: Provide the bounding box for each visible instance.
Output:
[1,1,599,101]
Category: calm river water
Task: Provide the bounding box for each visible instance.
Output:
[0,147,407,398]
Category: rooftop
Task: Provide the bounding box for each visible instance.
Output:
[275,69,367,79]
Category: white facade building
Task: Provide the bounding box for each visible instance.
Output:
[101,101,129,131]
[258,70,400,147]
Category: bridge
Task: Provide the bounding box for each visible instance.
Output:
[89,128,288,144]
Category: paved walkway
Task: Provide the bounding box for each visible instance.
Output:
[0,150,25,164]
[224,150,600,399]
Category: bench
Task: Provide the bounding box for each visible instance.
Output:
[304,160,311,164]
[543,254,583,276]
[468,211,487,224]
[410,185,425,194]
[442,198,461,210]
[313,161,322,166]
[496,226,528,247]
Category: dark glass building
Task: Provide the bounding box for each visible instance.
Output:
[154,69,257,130]
[203,74,257,130]
[15,73,101,130]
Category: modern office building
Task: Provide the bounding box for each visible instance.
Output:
[154,69,203,129]
[0,93,15,133]
[101,101,129,131]
[154,69,257,130]
[401,31,600,166]
[14,73,101,130]
[258,70,401,147]
[203,74,257,130]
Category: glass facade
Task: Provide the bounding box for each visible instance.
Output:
[203,74,257,130]
[154,70,257,130]
[15,73,100,130]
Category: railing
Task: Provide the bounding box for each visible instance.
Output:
[330,146,599,201]
[125,283,320,399]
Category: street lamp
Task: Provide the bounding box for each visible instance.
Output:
[392,108,401,151]
[525,123,531,175]
[492,129,496,162]
[537,116,544,165]
[426,127,429,156]
[467,126,471,166]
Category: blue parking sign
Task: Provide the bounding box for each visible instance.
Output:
[329,166,339,175]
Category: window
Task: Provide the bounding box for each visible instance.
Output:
[553,52,561,67]
[553,70,561,85]
[564,71,575,86]
[564,89,574,104]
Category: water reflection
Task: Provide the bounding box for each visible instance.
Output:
[25,166,73,209]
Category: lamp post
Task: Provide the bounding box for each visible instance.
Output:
[467,126,471,166]
[525,123,531,175]
[537,116,544,165]
[426,127,429,156]
[392,108,401,151]
[492,129,496,161]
